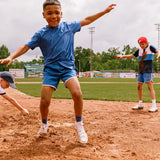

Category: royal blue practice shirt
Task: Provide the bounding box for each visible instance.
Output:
[26,21,81,69]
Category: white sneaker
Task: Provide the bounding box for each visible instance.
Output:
[149,106,158,112]
[75,122,88,143]
[132,104,143,110]
[37,123,48,137]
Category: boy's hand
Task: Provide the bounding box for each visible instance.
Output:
[22,108,29,116]
[156,50,160,59]
[0,57,13,67]
[105,4,117,13]
[157,55,160,59]
[81,3,117,27]
[142,51,147,56]
[115,55,123,60]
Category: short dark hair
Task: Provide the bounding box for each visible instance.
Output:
[43,0,61,10]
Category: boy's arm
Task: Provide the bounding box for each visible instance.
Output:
[156,50,160,58]
[0,44,30,67]
[81,4,116,27]
[1,93,29,116]
[116,54,134,60]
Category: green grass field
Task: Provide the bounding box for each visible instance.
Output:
[15,78,160,102]
[15,77,160,83]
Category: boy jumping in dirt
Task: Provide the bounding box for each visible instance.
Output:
[116,37,160,112]
[0,0,116,143]
[0,71,29,116]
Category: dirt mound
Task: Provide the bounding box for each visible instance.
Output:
[0,88,160,160]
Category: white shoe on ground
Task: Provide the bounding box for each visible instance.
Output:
[75,122,88,143]
[132,104,144,110]
[37,123,48,137]
[149,106,158,112]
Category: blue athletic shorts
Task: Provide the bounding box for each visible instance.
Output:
[42,62,77,89]
[137,73,153,83]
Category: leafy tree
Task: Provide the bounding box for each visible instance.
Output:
[93,61,104,71]
[30,56,45,64]
[38,56,45,63]
[75,47,91,72]
[31,59,38,63]
[0,45,10,71]
[10,59,24,69]
[1,44,159,73]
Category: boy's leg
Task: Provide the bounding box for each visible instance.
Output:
[132,82,143,110]
[137,73,144,102]
[132,79,144,110]
[38,86,54,136]
[147,81,155,100]
[65,77,83,117]
[137,82,143,101]
[147,81,158,112]
[40,86,54,120]
[65,77,88,143]
[143,73,158,112]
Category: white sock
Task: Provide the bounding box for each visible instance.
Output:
[152,99,156,107]
[139,100,143,105]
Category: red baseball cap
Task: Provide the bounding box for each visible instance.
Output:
[138,37,148,43]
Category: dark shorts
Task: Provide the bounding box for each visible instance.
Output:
[42,62,77,90]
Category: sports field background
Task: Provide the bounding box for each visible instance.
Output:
[15,78,160,102]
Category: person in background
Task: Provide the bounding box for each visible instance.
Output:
[0,71,29,116]
[116,37,160,112]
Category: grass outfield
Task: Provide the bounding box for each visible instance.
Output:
[15,78,160,102]
[15,77,160,83]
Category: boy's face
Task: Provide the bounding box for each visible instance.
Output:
[138,42,148,50]
[0,79,10,89]
[43,5,62,27]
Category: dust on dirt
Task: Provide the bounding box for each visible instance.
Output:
[0,88,160,160]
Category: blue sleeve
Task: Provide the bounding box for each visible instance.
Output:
[67,21,81,33]
[150,45,157,53]
[133,49,139,57]
[26,31,41,50]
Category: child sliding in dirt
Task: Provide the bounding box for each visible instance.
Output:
[0,71,29,116]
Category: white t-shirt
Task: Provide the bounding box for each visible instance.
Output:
[0,85,6,95]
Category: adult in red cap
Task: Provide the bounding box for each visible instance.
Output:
[116,37,160,112]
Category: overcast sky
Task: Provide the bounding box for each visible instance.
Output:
[0,0,160,62]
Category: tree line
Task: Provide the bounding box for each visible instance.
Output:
[0,44,159,72]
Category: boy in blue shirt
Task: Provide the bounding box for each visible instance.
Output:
[116,37,160,112]
[0,0,116,143]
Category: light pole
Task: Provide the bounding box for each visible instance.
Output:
[155,24,160,72]
[89,27,95,71]
[78,59,80,77]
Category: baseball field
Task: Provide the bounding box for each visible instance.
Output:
[0,78,160,159]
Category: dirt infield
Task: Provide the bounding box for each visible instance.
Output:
[0,88,160,160]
